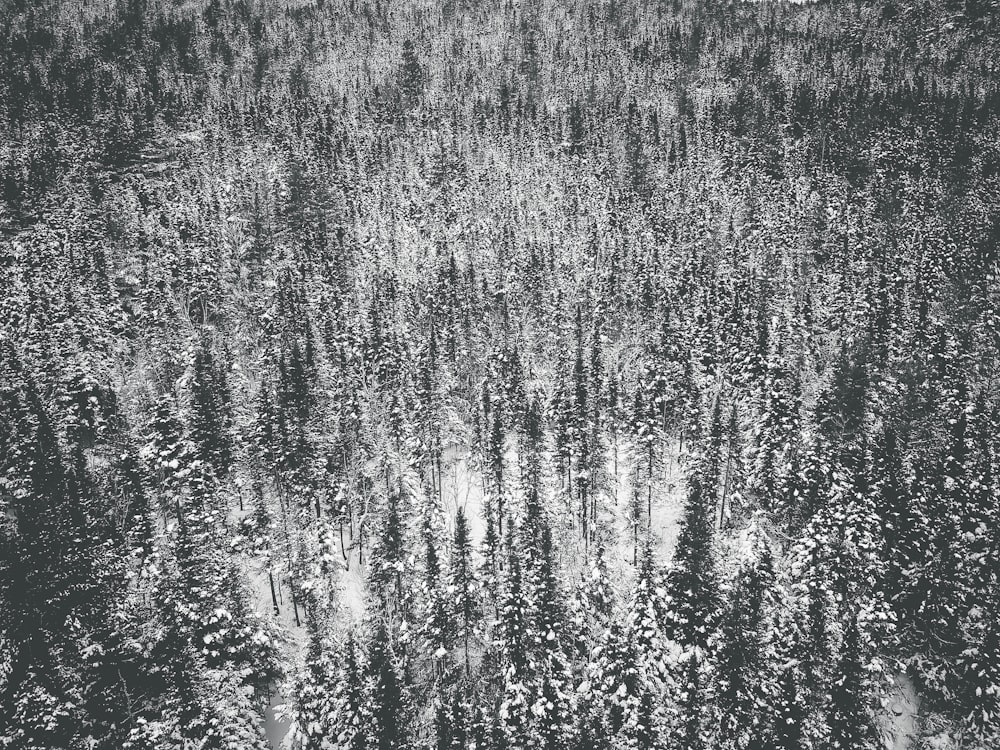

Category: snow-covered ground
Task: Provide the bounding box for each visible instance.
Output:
[882,673,920,750]
[263,690,291,750]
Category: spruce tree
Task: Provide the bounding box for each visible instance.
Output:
[331,635,369,750]
[188,335,233,479]
[0,348,117,748]
[368,621,407,750]
[499,524,532,746]
[716,534,776,749]
[827,615,876,750]
[664,474,720,650]
[449,506,481,675]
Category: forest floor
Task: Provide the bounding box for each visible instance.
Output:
[882,673,920,750]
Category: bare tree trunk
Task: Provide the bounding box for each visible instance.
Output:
[429,457,436,505]
[269,568,280,616]
[436,451,443,504]
[291,581,301,627]
[633,498,639,566]
[464,628,470,678]
[591,491,597,545]
[612,432,619,505]
[647,445,653,530]
[567,459,573,519]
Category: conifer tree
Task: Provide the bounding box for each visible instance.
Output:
[716,532,776,749]
[719,404,743,529]
[292,611,337,749]
[827,614,876,750]
[499,524,532,746]
[582,538,672,749]
[677,653,709,750]
[420,511,452,666]
[332,635,369,750]
[368,621,407,750]
[0,348,118,747]
[664,474,720,650]
[962,589,1000,738]
[753,350,800,511]
[145,392,189,494]
[188,334,234,479]
[449,506,481,675]
[772,659,806,750]
[370,488,407,613]
[630,362,667,529]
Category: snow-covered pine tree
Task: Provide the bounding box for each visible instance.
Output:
[826,613,877,750]
[716,528,777,749]
[664,474,720,651]
[188,333,234,480]
[449,505,481,676]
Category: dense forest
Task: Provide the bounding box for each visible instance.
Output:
[2,0,1000,747]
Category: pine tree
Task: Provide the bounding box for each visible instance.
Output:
[370,488,406,612]
[573,542,615,647]
[292,612,337,749]
[188,335,233,479]
[716,533,776,749]
[484,388,507,539]
[827,615,876,750]
[664,474,720,650]
[0,348,118,748]
[753,349,800,511]
[145,392,189,494]
[368,621,407,750]
[962,589,1000,738]
[702,398,724,499]
[630,361,667,533]
[499,524,532,746]
[772,658,806,750]
[871,424,911,593]
[520,390,545,493]
[719,404,743,529]
[449,506,481,676]
[331,635,369,750]
[677,652,708,750]
[583,538,672,749]
[420,511,452,666]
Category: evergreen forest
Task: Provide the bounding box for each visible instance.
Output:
[2,0,1000,747]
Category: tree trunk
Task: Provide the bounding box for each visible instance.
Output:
[612,432,619,505]
[464,627,470,678]
[647,445,653,530]
[268,568,280,616]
